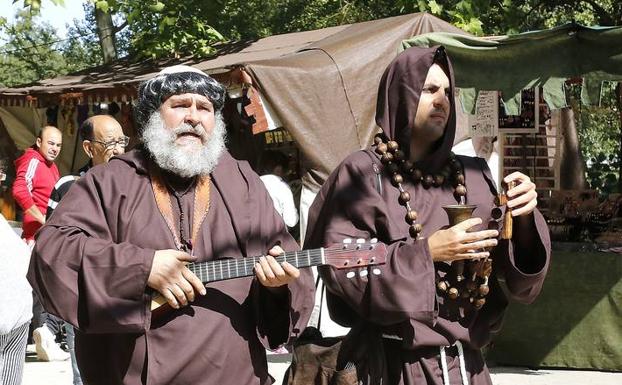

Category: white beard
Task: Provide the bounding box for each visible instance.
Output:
[142,111,227,178]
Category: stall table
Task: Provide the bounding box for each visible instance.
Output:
[487,242,622,371]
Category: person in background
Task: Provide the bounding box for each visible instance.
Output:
[260,150,299,228]
[0,161,33,385]
[11,125,67,362]
[12,125,62,244]
[41,114,128,385]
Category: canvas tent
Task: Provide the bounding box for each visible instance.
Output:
[0,12,467,189]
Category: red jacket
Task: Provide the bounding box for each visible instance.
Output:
[12,147,59,240]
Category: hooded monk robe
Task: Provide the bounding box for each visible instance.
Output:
[305,46,550,385]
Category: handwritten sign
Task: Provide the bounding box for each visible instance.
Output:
[468,91,498,137]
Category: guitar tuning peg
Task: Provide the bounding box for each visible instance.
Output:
[356,238,365,244]
[372,268,381,275]
[370,238,378,244]
[342,238,352,244]
[359,270,368,277]
[346,271,356,279]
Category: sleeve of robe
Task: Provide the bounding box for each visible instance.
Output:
[306,152,551,330]
[305,151,437,327]
[27,166,155,334]
[476,157,551,305]
[238,162,315,349]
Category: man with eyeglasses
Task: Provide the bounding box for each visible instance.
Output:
[32,115,128,382]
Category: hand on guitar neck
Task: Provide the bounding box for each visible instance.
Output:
[253,245,301,288]
[149,239,388,315]
[147,245,300,311]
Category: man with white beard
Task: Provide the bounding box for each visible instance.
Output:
[27,66,314,385]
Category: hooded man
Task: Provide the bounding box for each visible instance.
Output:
[305,46,550,385]
[28,66,314,385]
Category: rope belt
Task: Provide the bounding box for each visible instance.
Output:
[440,341,469,385]
[381,335,469,385]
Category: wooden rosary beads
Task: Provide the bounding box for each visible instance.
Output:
[373,134,492,309]
[373,135,467,239]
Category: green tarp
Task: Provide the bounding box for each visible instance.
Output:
[487,246,622,371]
[402,24,622,114]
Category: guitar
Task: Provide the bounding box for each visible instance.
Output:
[150,239,387,312]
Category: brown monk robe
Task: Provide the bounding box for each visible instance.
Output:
[28,148,314,384]
[305,46,550,385]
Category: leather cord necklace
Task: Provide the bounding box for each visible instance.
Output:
[149,162,211,253]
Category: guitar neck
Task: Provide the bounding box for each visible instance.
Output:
[186,249,325,284]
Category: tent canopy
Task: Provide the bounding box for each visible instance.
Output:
[0,12,468,188]
[402,24,622,114]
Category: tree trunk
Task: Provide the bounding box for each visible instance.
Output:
[94,7,117,64]
[617,83,622,192]
[558,108,587,190]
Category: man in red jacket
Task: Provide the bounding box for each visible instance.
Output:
[12,126,62,243]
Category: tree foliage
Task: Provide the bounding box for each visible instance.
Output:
[0,11,70,87]
[570,83,621,194]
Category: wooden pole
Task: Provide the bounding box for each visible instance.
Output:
[617,83,622,193]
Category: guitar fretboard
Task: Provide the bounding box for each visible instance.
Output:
[187,249,326,283]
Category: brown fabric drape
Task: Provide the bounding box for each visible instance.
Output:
[246,13,468,192]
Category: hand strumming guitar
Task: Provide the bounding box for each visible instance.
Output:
[147,249,206,309]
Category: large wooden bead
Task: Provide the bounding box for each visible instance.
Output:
[491,207,503,220]
[405,210,418,224]
[448,287,459,300]
[411,168,423,182]
[478,284,490,296]
[387,140,399,152]
[413,223,423,233]
[450,158,461,171]
[401,160,413,173]
[374,136,384,145]
[393,149,405,162]
[386,162,399,175]
[466,280,478,292]
[422,175,434,189]
[455,173,465,185]
[399,191,411,205]
[376,143,388,154]
[381,152,394,164]
[437,281,448,292]
[391,173,404,186]
[408,225,419,238]
[455,184,467,197]
[474,298,486,308]
[434,174,445,187]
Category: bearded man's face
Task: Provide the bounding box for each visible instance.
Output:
[159,93,216,148]
[141,92,226,178]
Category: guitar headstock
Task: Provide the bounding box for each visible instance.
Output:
[323,238,387,270]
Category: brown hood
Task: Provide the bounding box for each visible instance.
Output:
[375,45,456,173]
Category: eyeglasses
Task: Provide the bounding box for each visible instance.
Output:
[90,136,130,151]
